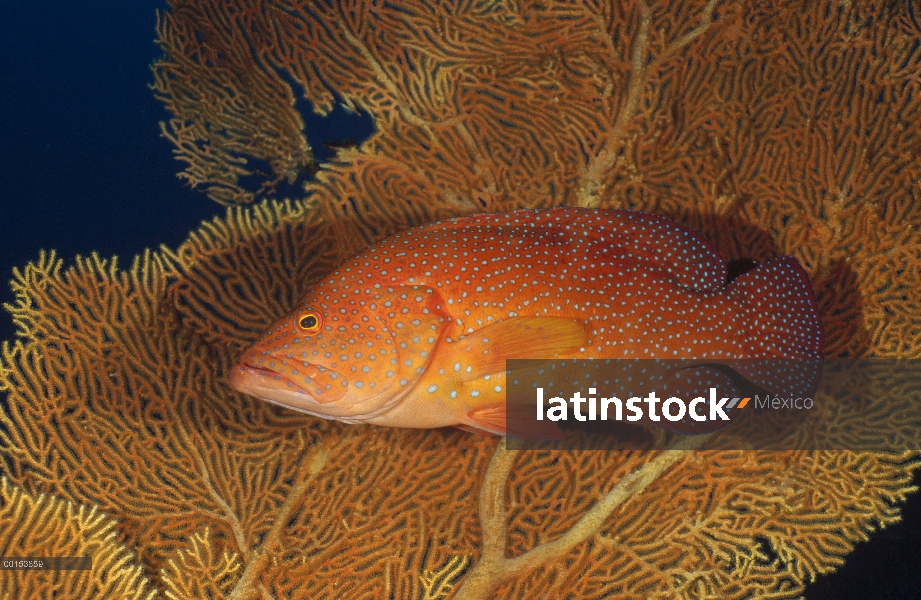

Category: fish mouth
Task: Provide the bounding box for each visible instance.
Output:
[230,361,296,385]
[229,361,347,408]
[228,361,349,410]
[236,362,288,380]
[229,362,309,396]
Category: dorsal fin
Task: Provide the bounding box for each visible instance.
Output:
[411,208,727,291]
[563,210,727,291]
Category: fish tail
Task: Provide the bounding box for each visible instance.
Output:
[724,256,823,398]
[727,256,823,359]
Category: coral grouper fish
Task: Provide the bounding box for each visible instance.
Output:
[229,208,822,437]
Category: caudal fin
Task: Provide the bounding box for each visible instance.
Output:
[728,256,823,359]
[725,256,823,397]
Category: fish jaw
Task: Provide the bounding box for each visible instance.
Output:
[228,362,338,415]
[229,360,410,422]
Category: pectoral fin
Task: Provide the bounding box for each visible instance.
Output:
[447,316,587,382]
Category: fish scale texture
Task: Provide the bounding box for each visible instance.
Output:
[231,208,821,435]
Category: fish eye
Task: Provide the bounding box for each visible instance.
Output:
[297,311,323,333]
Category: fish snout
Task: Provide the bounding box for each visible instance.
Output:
[228,360,349,411]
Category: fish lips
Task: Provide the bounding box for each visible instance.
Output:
[228,361,350,414]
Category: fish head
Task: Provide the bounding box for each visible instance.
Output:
[229,284,453,421]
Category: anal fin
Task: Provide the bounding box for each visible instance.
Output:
[465,404,564,440]
[454,424,486,435]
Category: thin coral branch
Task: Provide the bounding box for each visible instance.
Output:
[229,440,333,600]
[654,0,722,65]
[578,0,723,207]
[454,434,711,600]
[337,17,466,133]
[338,17,494,205]
[179,423,251,565]
[578,0,652,208]
[477,441,517,561]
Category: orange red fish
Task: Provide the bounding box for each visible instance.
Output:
[229,208,822,436]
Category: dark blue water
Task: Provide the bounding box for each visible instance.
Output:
[0,2,917,598]
[0,1,372,345]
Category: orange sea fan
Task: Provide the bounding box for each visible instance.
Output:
[0,200,918,600]
[152,0,921,354]
[2,0,921,598]
[0,477,155,599]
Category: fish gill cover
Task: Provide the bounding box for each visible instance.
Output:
[1,0,921,598]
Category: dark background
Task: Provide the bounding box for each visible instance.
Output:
[0,2,918,598]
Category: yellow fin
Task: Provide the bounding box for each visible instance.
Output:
[449,317,586,381]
